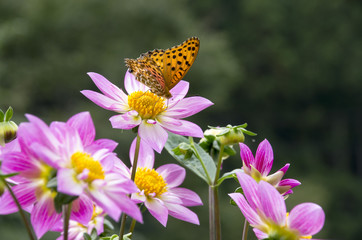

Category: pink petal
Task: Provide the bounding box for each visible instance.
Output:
[145,198,169,226]
[167,80,189,105]
[258,181,286,226]
[114,194,143,223]
[87,72,128,102]
[124,70,149,94]
[66,112,95,147]
[93,138,118,152]
[81,90,126,112]
[90,190,122,221]
[158,117,203,138]
[70,195,93,224]
[167,188,202,206]
[0,184,36,214]
[288,203,325,236]
[157,164,185,188]
[57,169,84,196]
[165,96,213,118]
[278,178,301,188]
[139,120,168,153]
[255,139,273,176]
[31,195,62,239]
[228,193,261,226]
[164,202,200,225]
[1,152,37,175]
[235,172,261,211]
[253,228,268,240]
[130,137,155,169]
[278,163,290,174]
[239,143,255,170]
[109,111,141,130]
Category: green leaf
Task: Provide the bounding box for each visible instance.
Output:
[101,218,114,236]
[216,169,242,186]
[84,233,92,240]
[165,132,216,184]
[0,172,19,179]
[4,107,13,122]
[0,109,4,122]
[229,187,243,206]
[242,129,257,136]
[54,192,79,213]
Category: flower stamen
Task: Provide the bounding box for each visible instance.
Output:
[134,167,167,197]
[128,91,166,119]
[71,152,105,182]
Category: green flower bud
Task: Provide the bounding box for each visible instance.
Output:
[0,107,18,146]
[204,124,256,146]
[0,121,18,146]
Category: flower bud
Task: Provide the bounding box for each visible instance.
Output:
[0,121,18,146]
[0,107,18,146]
[203,124,255,146]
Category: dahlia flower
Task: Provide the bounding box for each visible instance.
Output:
[81,72,213,153]
[229,172,325,240]
[240,139,301,195]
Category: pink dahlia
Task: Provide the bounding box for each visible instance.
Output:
[114,138,203,226]
[229,172,325,240]
[81,72,213,153]
[0,112,142,238]
[240,139,301,195]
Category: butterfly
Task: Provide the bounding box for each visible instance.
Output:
[125,37,200,99]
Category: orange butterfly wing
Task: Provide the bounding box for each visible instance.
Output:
[125,56,168,97]
[146,37,200,90]
[125,37,200,99]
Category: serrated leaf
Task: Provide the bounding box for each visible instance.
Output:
[4,107,13,121]
[216,169,242,186]
[165,132,216,184]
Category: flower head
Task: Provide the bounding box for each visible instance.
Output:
[240,139,301,195]
[116,138,203,226]
[81,72,213,153]
[53,205,105,240]
[0,112,142,238]
[229,172,325,240]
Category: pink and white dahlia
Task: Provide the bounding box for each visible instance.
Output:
[240,139,301,195]
[0,112,142,238]
[229,172,325,240]
[81,72,213,153]
[0,118,94,238]
[53,205,105,240]
[115,138,202,226]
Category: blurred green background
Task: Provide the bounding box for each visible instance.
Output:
[1,0,361,239]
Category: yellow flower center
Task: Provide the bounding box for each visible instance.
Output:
[134,167,167,197]
[128,91,166,119]
[71,152,105,182]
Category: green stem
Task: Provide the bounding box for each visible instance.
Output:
[189,137,212,184]
[62,202,72,240]
[128,218,137,239]
[209,185,221,240]
[3,179,35,240]
[214,144,224,183]
[209,144,225,240]
[119,134,142,238]
[242,219,249,240]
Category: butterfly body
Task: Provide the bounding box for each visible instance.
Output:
[125,37,200,99]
